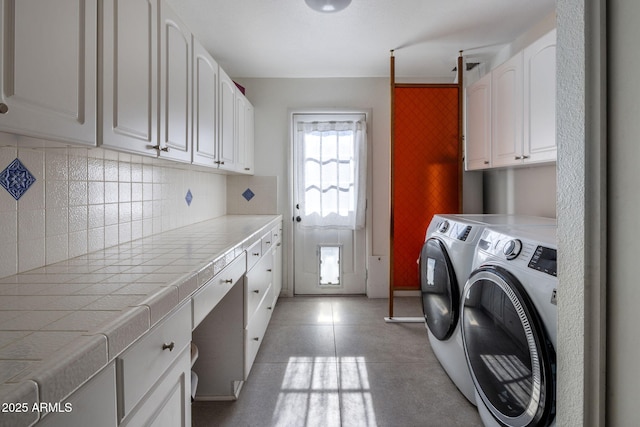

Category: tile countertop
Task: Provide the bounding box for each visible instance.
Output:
[0,214,282,426]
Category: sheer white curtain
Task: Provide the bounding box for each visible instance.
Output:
[295,118,367,230]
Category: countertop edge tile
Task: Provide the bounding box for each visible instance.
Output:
[91,306,151,360]
[176,272,198,303]
[136,286,179,327]
[0,380,39,427]
[26,334,108,406]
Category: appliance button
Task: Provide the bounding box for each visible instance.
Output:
[503,239,522,260]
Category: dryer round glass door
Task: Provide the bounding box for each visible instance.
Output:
[420,238,459,340]
[460,266,556,427]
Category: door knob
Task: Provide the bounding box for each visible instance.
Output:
[296,216,302,222]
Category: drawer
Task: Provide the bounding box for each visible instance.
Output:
[261,230,273,254]
[246,239,262,271]
[244,253,273,325]
[118,301,191,420]
[271,224,282,245]
[192,253,246,329]
[244,284,274,378]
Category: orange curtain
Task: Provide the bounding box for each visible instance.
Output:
[392,86,460,290]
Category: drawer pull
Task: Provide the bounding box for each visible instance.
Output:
[253,337,260,341]
[253,289,260,294]
[515,155,522,160]
[253,252,260,256]
[162,342,175,352]
[267,269,272,272]
[265,241,271,245]
[223,279,233,284]
[267,306,273,310]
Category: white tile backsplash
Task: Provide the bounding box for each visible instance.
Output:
[0,133,229,278]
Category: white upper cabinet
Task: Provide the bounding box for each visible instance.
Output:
[243,102,255,174]
[523,29,557,164]
[192,37,219,167]
[466,29,557,170]
[101,0,159,156]
[465,72,492,170]
[0,0,97,146]
[491,52,524,168]
[159,1,192,163]
[235,91,255,174]
[218,68,236,170]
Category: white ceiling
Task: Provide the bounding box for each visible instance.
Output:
[166,0,555,79]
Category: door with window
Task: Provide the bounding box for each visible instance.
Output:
[292,113,368,295]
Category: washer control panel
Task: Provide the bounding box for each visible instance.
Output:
[528,246,557,277]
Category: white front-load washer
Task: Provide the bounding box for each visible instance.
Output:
[420,215,556,405]
[460,226,557,427]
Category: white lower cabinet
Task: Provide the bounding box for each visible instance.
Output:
[117,302,191,425]
[37,363,117,427]
[119,347,191,427]
[191,221,283,400]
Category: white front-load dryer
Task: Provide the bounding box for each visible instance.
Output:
[420,215,556,405]
[461,226,557,427]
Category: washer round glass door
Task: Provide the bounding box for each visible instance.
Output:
[461,266,555,427]
[420,238,459,340]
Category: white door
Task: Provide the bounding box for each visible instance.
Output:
[292,113,367,295]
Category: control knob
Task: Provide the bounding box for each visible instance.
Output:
[438,220,450,233]
[503,239,522,260]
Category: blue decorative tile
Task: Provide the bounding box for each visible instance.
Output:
[242,188,255,201]
[0,158,36,201]
[185,189,193,206]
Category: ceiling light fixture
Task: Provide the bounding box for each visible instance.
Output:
[305,0,352,13]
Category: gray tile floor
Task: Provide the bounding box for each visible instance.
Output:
[192,296,482,427]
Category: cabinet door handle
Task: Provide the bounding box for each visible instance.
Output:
[522,155,530,159]
[162,342,175,352]
[267,269,272,272]
[253,252,260,256]
[0,103,8,114]
[253,289,260,293]
[152,144,169,152]
[515,155,522,160]
[223,279,233,284]
[244,167,251,171]
[267,306,273,310]
[484,161,490,165]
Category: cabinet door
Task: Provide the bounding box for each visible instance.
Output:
[218,68,236,170]
[523,29,557,164]
[120,347,191,427]
[0,0,97,146]
[491,52,523,167]
[235,92,247,172]
[465,72,491,170]
[159,1,192,163]
[101,0,158,157]
[243,101,255,174]
[192,37,219,167]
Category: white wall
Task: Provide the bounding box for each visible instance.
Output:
[557,0,606,425]
[483,165,557,217]
[234,77,390,297]
[606,0,638,424]
[0,132,227,278]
